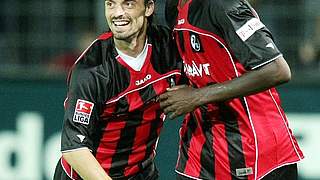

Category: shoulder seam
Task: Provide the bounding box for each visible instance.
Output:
[66,38,100,84]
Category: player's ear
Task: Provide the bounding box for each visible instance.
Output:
[145,0,154,17]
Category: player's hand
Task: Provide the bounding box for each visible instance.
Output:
[159,85,200,119]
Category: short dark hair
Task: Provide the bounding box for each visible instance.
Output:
[144,0,155,5]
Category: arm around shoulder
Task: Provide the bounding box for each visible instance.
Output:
[197,56,291,105]
[159,56,292,119]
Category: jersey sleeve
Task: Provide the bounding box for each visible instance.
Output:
[213,0,282,70]
[60,43,102,152]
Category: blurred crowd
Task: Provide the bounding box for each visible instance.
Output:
[0,0,319,77]
[298,1,320,71]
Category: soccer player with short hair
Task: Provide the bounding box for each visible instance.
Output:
[161,0,304,179]
[53,0,181,179]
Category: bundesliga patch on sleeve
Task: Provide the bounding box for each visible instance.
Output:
[236,18,265,41]
[73,99,94,125]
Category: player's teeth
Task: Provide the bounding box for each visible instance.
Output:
[114,21,128,26]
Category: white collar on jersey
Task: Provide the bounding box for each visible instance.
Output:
[116,39,148,72]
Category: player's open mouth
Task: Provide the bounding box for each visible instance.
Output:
[113,20,130,26]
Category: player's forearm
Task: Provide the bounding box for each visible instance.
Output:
[197,57,291,105]
[62,148,112,180]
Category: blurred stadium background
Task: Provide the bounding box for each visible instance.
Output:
[0,0,319,179]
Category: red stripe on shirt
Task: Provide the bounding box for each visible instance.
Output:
[96,120,126,173]
[183,109,206,177]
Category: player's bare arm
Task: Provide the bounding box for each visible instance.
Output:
[62,148,112,180]
[159,56,291,119]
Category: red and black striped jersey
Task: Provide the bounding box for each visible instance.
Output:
[59,25,182,179]
[166,0,304,179]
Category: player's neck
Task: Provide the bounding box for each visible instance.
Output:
[114,25,147,58]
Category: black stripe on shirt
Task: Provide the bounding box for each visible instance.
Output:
[221,103,248,180]
[199,105,215,179]
[144,110,162,161]
[178,114,197,173]
[139,84,157,106]
[108,111,144,177]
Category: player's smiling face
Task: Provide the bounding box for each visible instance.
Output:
[105,0,154,40]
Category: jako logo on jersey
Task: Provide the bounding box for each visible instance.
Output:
[178,19,185,25]
[190,33,202,52]
[135,74,152,86]
[184,61,211,77]
[73,99,94,125]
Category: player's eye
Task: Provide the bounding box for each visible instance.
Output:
[124,1,136,9]
[105,1,115,9]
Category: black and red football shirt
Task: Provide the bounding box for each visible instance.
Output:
[166,0,304,179]
[59,25,182,179]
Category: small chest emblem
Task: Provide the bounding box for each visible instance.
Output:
[178,19,185,25]
[190,33,202,52]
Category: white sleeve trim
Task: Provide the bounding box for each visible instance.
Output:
[61,147,92,153]
[251,54,283,70]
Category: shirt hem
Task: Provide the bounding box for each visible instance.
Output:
[175,159,303,180]
[175,170,203,180]
[257,159,303,180]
